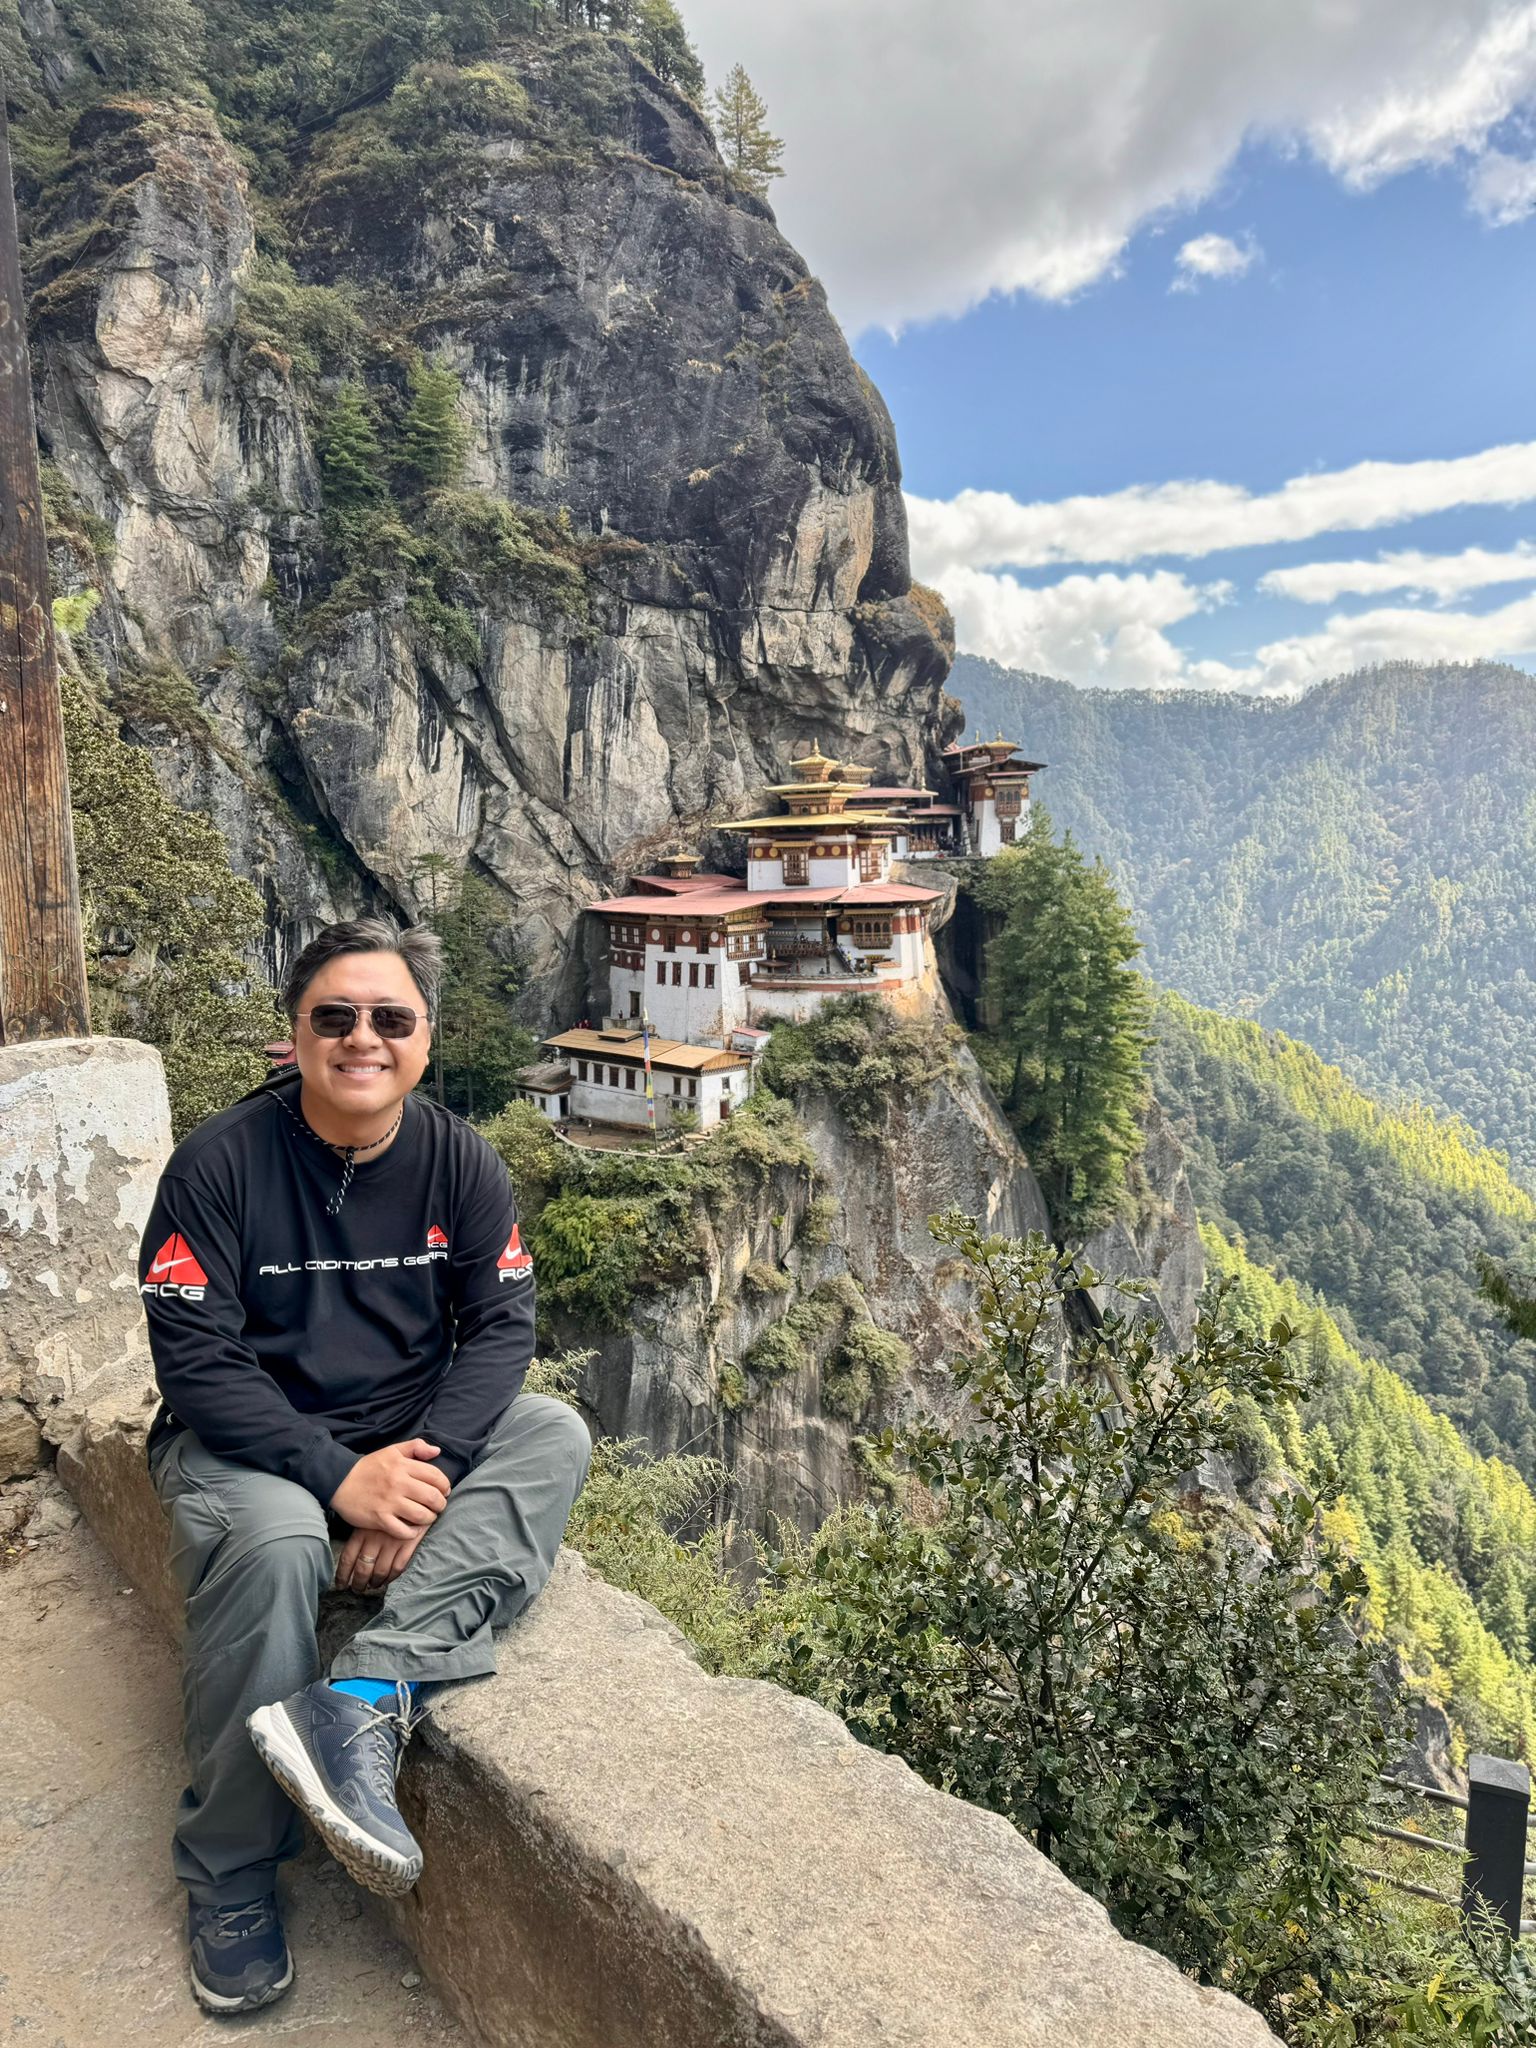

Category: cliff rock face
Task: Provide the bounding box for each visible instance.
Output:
[28,62,953,1019]
[579,1048,1204,1541]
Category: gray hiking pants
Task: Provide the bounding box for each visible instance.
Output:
[151,1392,592,1906]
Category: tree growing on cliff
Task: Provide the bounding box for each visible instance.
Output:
[709,63,783,197]
[398,353,468,491]
[777,1214,1412,2032]
[59,664,280,1136]
[64,0,206,95]
[316,378,386,538]
[414,857,535,1118]
[971,812,1152,1242]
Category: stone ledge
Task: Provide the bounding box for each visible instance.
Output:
[59,1410,1278,2048]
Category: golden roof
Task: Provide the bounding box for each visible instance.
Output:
[787,742,840,784]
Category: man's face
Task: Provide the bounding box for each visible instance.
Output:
[292,950,432,1124]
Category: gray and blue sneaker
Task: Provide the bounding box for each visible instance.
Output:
[187,1894,293,2013]
[246,1681,426,1897]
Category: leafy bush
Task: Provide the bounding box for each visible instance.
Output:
[823,1320,911,1419]
[231,254,365,380]
[775,1213,1402,2031]
[61,666,280,1135]
[796,1192,838,1247]
[386,60,533,142]
[474,1100,563,1221]
[743,1319,806,1381]
[423,490,591,626]
[741,1259,792,1299]
[761,996,958,1140]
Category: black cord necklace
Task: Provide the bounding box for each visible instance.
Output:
[277,1093,404,1216]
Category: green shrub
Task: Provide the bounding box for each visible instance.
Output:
[718,1361,749,1412]
[761,996,958,1140]
[823,1321,911,1419]
[231,255,365,380]
[797,1192,839,1247]
[38,461,117,568]
[423,490,590,626]
[61,666,280,1136]
[741,1260,792,1299]
[477,1099,563,1221]
[387,60,533,142]
[744,1320,806,1381]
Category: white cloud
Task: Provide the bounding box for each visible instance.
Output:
[1246,587,1536,692]
[933,563,1536,693]
[1468,145,1536,221]
[1172,232,1259,287]
[1261,541,1536,603]
[681,0,1536,332]
[906,439,1536,574]
[937,565,1238,689]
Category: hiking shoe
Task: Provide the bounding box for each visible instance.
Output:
[187,1894,293,2014]
[247,1681,425,1897]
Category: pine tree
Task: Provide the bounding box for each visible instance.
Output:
[630,0,703,100]
[709,63,783,197]
[315,379,385,550]
[398,354,468,491]
[67,0,206,95]
[972,810,1152,1241]
[415,861,535,1118]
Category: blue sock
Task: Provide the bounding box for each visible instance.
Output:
[330,1677,416,1706]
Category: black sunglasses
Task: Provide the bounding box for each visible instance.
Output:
[296,1002,423,1040]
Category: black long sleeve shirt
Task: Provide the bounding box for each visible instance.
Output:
[140,1073,535,1506]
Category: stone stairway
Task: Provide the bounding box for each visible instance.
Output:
[0,1475,465,2046]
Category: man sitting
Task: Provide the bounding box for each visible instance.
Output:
[139,915,591,2015]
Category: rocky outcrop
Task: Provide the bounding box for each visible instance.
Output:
[578,1037,1204,1542]
[28,59,953,1020]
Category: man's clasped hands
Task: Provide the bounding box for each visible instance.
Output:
[330,1437,450,1593]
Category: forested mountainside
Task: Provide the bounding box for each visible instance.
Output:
[951,654,1536,1180]
[4,0,953,1026]
[1210,1232,1536,1757]
[1153,994,1536,1480]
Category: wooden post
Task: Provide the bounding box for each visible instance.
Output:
[1462,1752,1529,1938]
[0,91,90,1042]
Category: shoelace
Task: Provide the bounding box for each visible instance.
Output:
[339,1683,428,1800]
[206,1899,277,1942]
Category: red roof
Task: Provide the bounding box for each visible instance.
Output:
[591,879,941,917]
[627,872,741,894]
[591,888,778,917]
[848,786,931,801]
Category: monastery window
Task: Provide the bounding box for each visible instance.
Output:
[859,845,882,881]
[656,961,665,986]
[689,963,699,988]
[625,1069,636,1090]
[738,963,750,985]
[629,991,641,1018]
[672,1075,682,1095]
[847,917,892,949]
[782,849,808,885]
[609,1066,620,1089]
[672,961,683,985]
[688,1078,697,1097]
[577,1060,588,1081]
[705,964,715,989]
[996,787,1023,818]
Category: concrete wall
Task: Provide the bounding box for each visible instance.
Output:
[0,1038,172,1477]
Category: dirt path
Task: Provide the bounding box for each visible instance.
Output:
[0,1478,466,2046]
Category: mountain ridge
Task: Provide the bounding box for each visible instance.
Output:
[951,651,1536,1178]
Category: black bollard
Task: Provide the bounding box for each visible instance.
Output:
[1462,1753,1530,1938]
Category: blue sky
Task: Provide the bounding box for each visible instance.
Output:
[686,0,1536,692]
[858,147,1536,685]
